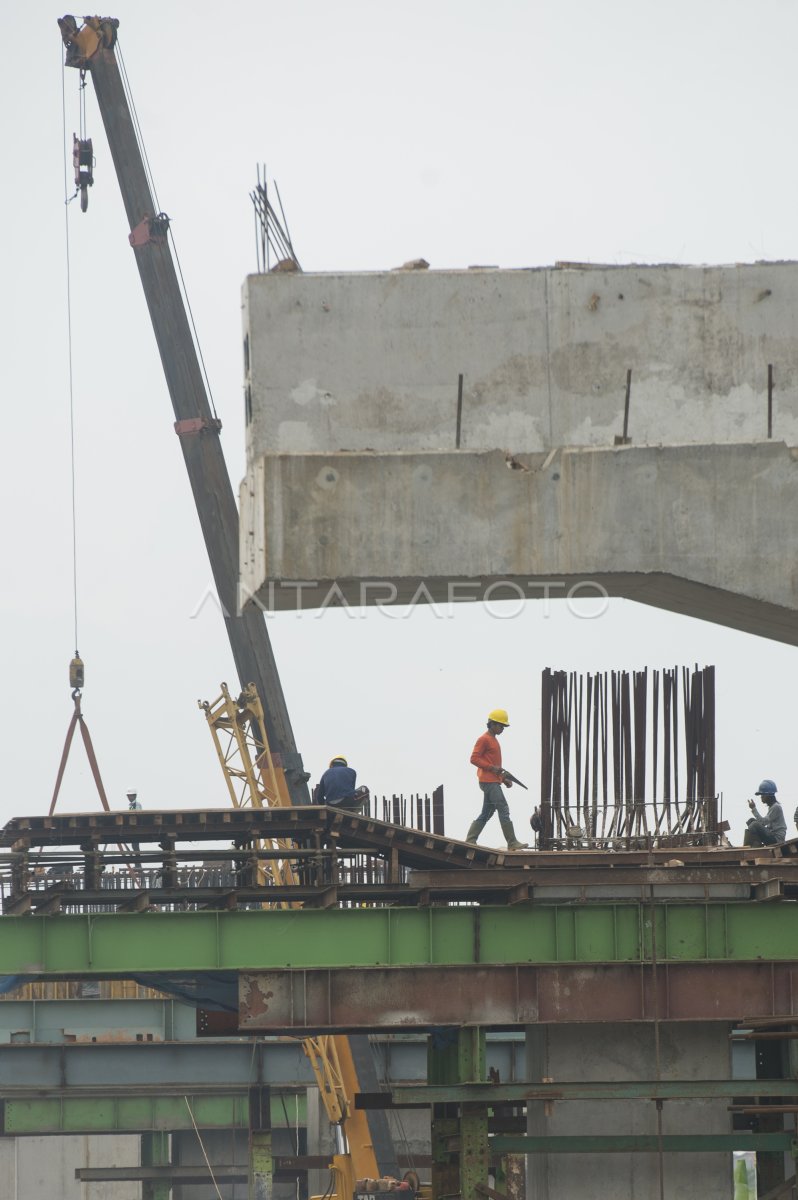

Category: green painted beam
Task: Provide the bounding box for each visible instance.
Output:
[1,1091,305,1135]
[491,1134,797,1154]
[142,1130,170,1200]
[387,1079,798,1103]
[3,902,798,974]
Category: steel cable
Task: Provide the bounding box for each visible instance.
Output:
[61,50,80,658]
[185,1095,225,1200]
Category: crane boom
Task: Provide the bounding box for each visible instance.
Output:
[57,15,400,1187]
[57,16,308,802]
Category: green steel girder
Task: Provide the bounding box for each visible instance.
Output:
[428,1028,486,1086]
[381,1079,798,1104]
[0,1092,305,1135]
[2,1094,248,1135]
[428,1030,489,1200]
[3,901,798,975]
[461,1104,489,1200]
[490,1134,798,1154]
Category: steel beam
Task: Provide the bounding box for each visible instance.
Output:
[239,962,798,1029]
[0,1036,523,1095]
[0,1041,314,1091]
[78,1165,247,1183]
[491,1133,797,1154]
[5,901,798,977]
[359,1079,798,1104]
[2,1094,249,1135]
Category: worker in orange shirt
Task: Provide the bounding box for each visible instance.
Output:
[466,709,528,850]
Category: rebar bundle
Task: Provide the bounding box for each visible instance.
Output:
[540,666,717,849]
[250,165,301,273]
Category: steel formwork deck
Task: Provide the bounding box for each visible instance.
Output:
[3,806,798,915]
[3,807,798,1029]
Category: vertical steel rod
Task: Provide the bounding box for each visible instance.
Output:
[622,368,632,440]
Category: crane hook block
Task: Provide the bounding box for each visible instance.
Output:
[69,655,85,692]
[73,135,94,213]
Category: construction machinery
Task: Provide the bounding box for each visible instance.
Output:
[201,683,405,1198]
[56,14,308,804]
[57,15,401,1198]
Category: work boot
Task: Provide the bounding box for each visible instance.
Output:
[500,816,528,851]
[465,820,483,844]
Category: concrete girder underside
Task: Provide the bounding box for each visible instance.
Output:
[240,441,798,642]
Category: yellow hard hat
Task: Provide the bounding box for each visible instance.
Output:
[488,708,510,726]
[329,755,348,767]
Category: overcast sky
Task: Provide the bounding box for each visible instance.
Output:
[2,0,797,847]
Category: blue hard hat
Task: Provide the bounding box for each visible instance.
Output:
[756,779,778,796]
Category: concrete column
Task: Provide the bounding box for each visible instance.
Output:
[525,1023,732,1200]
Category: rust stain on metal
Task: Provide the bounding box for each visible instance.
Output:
[240,975,274,1023]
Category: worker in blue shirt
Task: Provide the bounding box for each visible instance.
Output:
[316,755,358,807]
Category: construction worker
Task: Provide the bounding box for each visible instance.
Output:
[743,779,787,846]
[466,709,528,850]
[315,756,367,811]
[126,788,143,871]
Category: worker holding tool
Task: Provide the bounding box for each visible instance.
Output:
[743,779,787,846]
[466,709,528,850]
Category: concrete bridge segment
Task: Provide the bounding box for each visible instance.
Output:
[240,262,798,642]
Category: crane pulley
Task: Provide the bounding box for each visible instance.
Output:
[57,14,118,68]
[59,14,110,213]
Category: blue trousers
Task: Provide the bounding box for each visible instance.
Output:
[471,782,511,831]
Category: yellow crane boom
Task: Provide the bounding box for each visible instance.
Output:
[201,684,384,1196]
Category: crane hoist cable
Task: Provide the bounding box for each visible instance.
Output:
[50,53,110,820]
[60,47,80,654]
